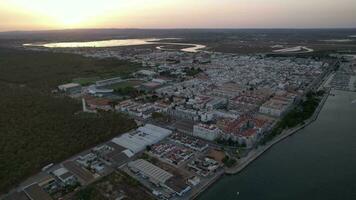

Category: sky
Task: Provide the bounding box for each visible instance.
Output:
[0,0,356,31]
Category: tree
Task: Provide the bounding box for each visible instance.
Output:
[146,145,152,152]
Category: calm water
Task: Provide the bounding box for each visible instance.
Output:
[23,38,206,53]
[199,90,356,200]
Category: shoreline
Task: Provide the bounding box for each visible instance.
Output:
[226,89,329,174]
[192,89,330,199]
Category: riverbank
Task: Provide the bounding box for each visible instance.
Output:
[225,89,330,175]
[198,89,356,200]
[191,90,330,199]
[189,170,224,200]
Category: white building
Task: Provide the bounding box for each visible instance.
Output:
[112,124,172,153]
[58,83,81,94]
[128,159,191,197]
[259,98,293,117]
[128,159,173,186]
[152,78,167,84]
[137,70,157,77]
[193,124,221,141]
[168,107,199,121]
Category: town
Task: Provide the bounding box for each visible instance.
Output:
[1,1,356,199]
[4,44,341,200]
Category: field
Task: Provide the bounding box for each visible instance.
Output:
[0,48,141,194]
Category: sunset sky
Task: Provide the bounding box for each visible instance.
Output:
[0,0,356,31]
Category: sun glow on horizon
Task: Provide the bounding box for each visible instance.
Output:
[0,0,356,31]
[4,0,132,28]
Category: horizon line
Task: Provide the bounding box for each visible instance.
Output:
[1,27,356,34]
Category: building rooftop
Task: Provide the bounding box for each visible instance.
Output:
[128,159,173,184]
[112,124,172,153]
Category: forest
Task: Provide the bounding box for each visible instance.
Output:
[0,48,140,193]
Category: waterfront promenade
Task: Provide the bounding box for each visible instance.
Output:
[192,89,330,199]
[198,89,356,200]
[225,89,330,175]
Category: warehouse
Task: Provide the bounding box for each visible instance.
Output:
[128,159,191,197]
[112,124,172,153]
[128,159,173,186]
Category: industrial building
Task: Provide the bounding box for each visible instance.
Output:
[93,142,133,167]
[128,159,191,197]
[128,159,173,186]
[112,124,172,153]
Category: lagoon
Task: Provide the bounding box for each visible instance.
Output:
[23,38,206,53]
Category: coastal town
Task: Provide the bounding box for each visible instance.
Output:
[1,0,356,199]
[4,43,355,200]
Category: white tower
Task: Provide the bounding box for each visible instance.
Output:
[82,98,96,113]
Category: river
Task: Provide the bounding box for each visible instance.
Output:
[199,90,356,200]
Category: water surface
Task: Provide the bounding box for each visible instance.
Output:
[23,38,206,53]
[199,90,356,200]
